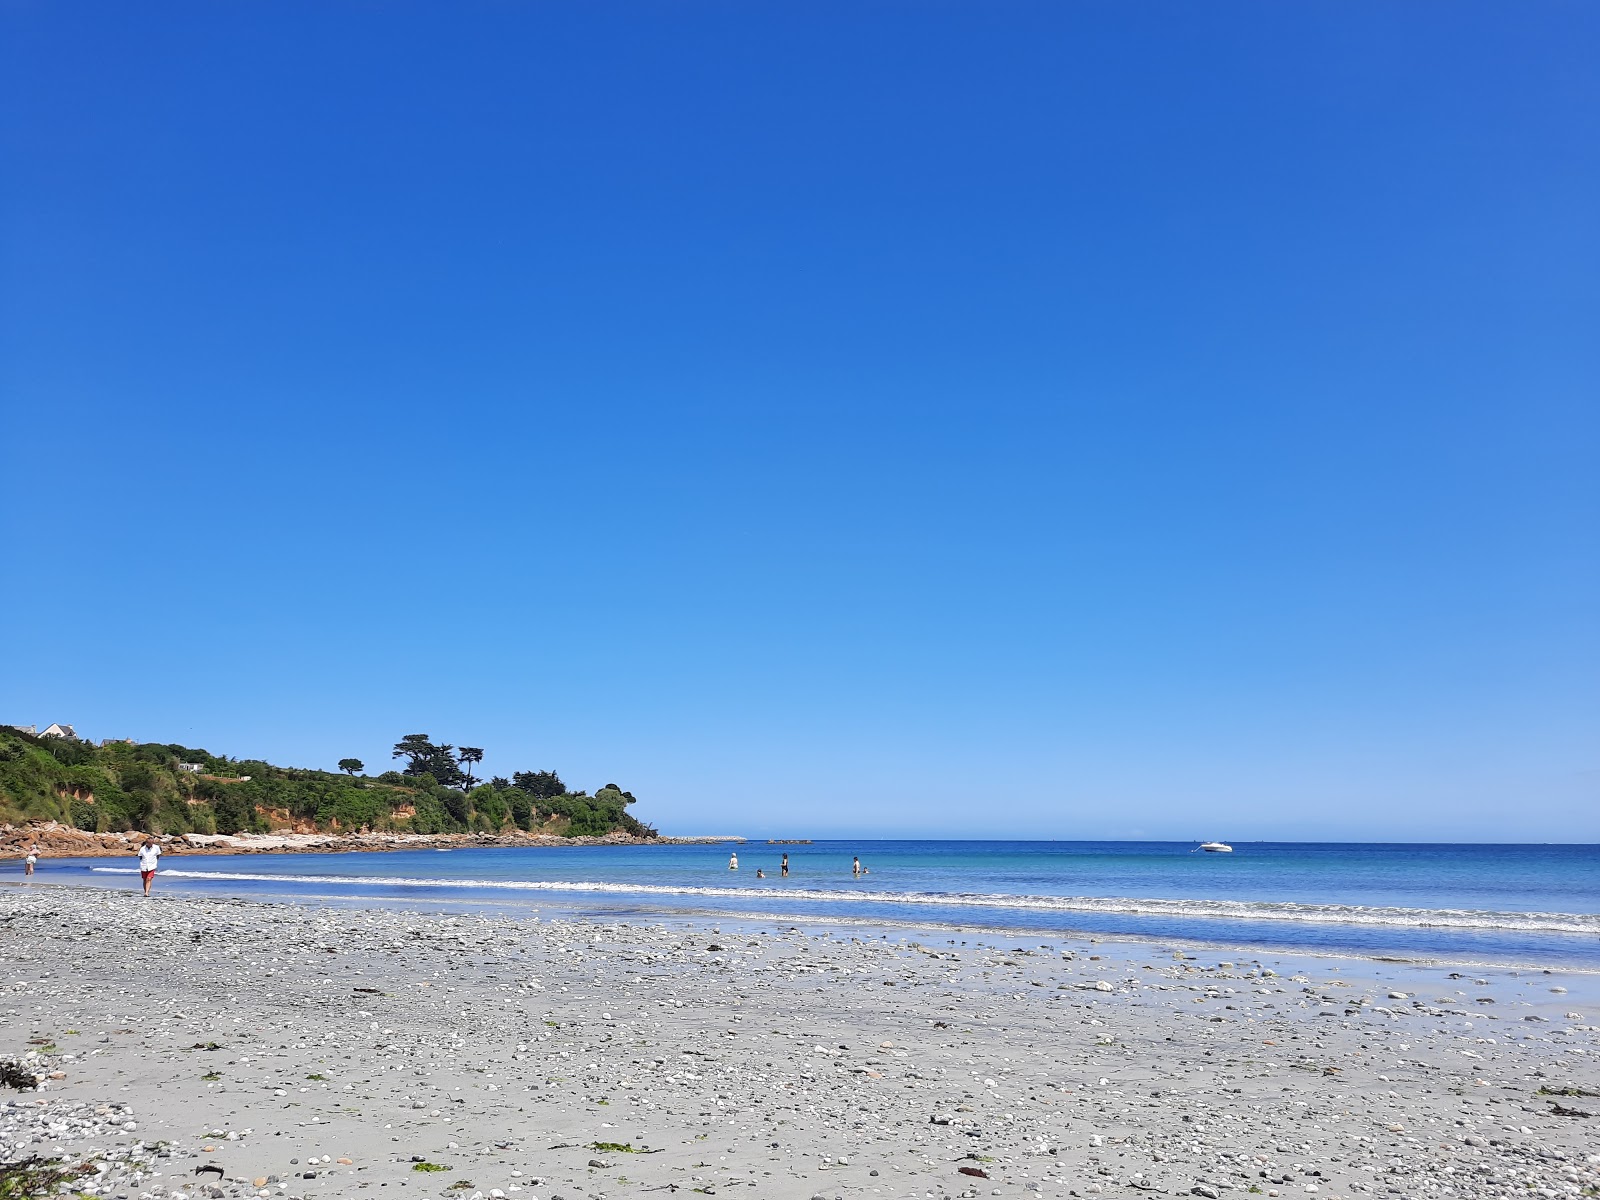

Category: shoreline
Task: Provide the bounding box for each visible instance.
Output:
[0,821,735,858]
[9,873,1600,986]
[1,886,1595,1200]
[9,835,1599,980]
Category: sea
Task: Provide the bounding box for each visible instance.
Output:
[31,840,1600,971]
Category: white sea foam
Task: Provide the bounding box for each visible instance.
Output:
[84,867,1600,935]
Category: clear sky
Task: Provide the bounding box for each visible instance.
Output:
[3,3,1596,841]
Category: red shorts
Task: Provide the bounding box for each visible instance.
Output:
[141,869,156,882]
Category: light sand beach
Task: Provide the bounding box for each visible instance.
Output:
[3,885,1597,1200]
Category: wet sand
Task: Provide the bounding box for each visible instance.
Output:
[2,884,1597,1200]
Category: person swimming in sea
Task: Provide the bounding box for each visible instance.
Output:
[755,868,765,878]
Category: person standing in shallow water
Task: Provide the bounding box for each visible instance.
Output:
[728,852,738,871]
[24,843,38,876]
[780,854,788,877]
[853,856,862,877]
[137,838,161,896]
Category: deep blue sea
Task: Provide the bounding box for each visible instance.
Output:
[32,840,1600,969]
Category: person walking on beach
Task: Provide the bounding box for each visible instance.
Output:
[780,854,788,878]
[137,838,161,896]
[24,844,38,877]
[729,851,738,871]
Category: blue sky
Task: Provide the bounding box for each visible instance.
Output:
[3,3,1596,841]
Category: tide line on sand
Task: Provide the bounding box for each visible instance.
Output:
[83,866,1600,935]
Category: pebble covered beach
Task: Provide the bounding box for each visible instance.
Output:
[3,884,1597,1200]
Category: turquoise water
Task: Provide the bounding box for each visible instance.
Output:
[34,839,1600,968]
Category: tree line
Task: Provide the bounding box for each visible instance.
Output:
[0,726,655,839]
[365,733,650,837]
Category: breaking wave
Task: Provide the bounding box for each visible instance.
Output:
[84,868,1600,935]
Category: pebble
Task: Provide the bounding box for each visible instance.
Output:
[1,883,1595,1200]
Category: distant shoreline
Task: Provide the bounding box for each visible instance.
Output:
[0,822,738,858]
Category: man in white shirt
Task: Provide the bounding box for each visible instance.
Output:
[137,839,161,896]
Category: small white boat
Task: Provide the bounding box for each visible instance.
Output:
[1198,841,1233,853]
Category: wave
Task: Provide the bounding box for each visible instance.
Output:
[84,868,1600,935]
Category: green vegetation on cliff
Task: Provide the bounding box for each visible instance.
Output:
[0,728,655,839]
